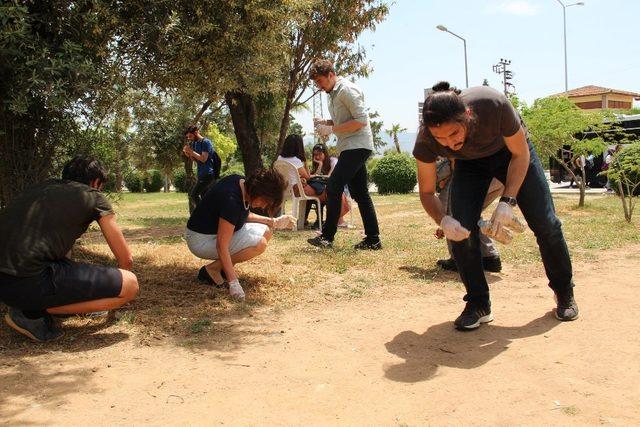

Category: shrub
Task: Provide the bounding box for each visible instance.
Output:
[366,156,380,183]
[608,143,640,197]
[144,169,164,192]
[370,152,417,194]
[173,168,189,192]
[124,171,143,193]
[102,172,118,193]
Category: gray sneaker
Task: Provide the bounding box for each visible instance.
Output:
[4,308,64,342]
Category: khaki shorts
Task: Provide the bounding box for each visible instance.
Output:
[184,223,268,260]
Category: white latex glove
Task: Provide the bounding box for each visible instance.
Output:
[316,124,333,137]
[440,215,471,241]
[228,278,245,301]
[273,215,296,230]
[490,201,513,237]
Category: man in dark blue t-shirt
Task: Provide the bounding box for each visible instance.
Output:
[183,125,217,206]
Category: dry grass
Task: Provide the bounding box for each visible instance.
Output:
[1,191,638,352]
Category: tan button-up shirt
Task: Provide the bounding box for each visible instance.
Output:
[328,77,373,153]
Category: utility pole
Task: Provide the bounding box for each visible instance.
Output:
[493,58,515,96]
[312,91,325,144]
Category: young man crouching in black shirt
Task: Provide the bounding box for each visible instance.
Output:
[0,156,139,342]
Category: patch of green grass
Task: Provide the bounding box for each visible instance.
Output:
[117,311,136,325]
[189,318,212,334]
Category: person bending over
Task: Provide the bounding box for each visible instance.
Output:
[184,169,290,301]
[414,81,578,331]
[435,157,503,273]
[0,156,139,342]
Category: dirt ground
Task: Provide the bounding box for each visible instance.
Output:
[1,243,639,426]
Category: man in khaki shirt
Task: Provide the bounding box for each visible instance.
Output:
[307,59,381,250]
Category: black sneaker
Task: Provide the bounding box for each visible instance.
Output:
[554,288,579,321]
[197,266,215,285]
[198,266,226,288]
[307,236,333,248]
[4,308,63,342]
[437,258,458,271]
[354,237,382,250]
[454,302,493,330]
[482,256,502,273]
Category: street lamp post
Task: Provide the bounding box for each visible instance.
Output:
[556,1,585,92]
[436,25,468,88]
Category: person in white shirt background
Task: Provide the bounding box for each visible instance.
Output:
[277,135,350,228]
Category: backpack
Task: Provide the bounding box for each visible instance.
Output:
[211,149,222,179]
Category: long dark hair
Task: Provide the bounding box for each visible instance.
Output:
[422,81,475,131]
[281,134,306,163]
[311,143,332,175]
[245,168,286,216]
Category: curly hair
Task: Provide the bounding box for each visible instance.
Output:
[244,168,286,216]
[309,59,335,79]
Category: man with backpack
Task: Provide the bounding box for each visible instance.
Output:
[183,125,221,206]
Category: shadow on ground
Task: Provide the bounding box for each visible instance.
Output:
[384,312,559,383]
[0,242,279,354]
[399,265,504,284]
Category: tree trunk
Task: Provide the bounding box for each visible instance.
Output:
[394,135,401,153]
[276,95,294,158]
[192,99,213,126]
[225,91,264,176]
[578,165,587,207]
[184,156,196,213]
[617,180,631,222]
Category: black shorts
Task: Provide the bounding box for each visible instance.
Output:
[0,259,122,311]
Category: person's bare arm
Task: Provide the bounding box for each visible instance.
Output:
[331,120,365,133]
[502,127,530,198]
[98,214,133,270]
[247,212,275,227]
[298,164,311,180]
[417,160,446,225]
[216,219,238,282]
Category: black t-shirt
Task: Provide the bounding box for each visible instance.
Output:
[187,175,249,235]
[0,180,114,277]
[413,86,523,163]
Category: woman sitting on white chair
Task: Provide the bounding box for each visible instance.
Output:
[277,135,349,227]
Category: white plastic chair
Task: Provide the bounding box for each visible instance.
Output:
[273,159,322,231]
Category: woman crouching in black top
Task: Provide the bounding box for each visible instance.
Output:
[185,168,293,300]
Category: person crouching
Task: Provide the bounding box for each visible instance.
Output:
[184,168,292,300]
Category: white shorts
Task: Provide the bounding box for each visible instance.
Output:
[184,223,269,260]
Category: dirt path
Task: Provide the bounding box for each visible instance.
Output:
[2,247,640,426]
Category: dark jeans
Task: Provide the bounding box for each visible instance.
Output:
[322,148,379,241]
[449,142,573,306]
[190,174,215,206]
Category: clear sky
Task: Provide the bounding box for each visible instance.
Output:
[294,0,640,135]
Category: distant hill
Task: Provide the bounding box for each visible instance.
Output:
[303,132,418,156]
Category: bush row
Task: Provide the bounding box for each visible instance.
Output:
[124,170,164,193]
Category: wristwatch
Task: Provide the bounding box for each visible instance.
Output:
[499,196,517,207]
